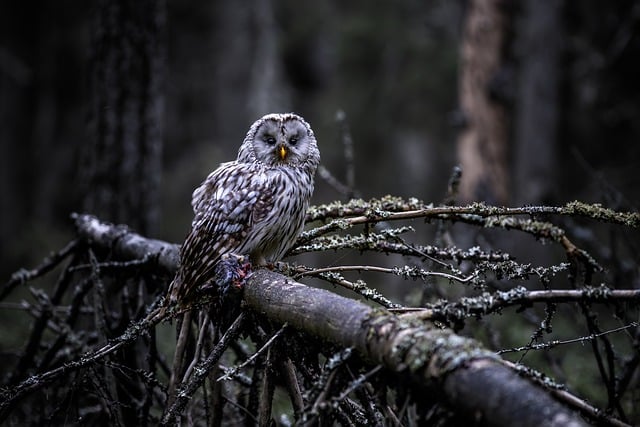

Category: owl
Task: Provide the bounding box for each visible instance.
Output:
[169,113,320,304]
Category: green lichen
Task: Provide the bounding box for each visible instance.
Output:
[564,200,640,227]
[426,286,531,324]
[366,314,497,379]
[306,195,427,223]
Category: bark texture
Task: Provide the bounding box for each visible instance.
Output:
[457,0,510,204]
[243,269,586,427]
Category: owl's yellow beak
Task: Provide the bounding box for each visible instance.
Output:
[278,144,287,160]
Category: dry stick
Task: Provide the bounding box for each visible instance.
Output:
[498,322,639,354]
[315,271,399,309]
[501,360,632,427]
[9,258,88,384]
[580,302,625,420]
[290,236,513,264]
[0,301,169,422]
[160,313,246,426]
[256,346,276,427]
[301,202,638,273]
[294,264,477,284]
[333,365,382,404]
[280,357,304,418]
[2,239,79,301]
[182,311,211,384]
[305,200,640,227]
[217,324,287,382]
[391,288,640,322]
[167,310,193,407]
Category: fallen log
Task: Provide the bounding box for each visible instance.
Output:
[66,215,590,425]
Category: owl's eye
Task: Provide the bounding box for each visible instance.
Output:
[289,136,298,146]
[264,135,276,145]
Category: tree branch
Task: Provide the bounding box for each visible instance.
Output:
[4,213,624,426]
[243,269,587,427]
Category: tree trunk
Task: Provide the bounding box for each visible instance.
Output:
[513,0,562,204]
[76,214,587,427]
[82,0,165,236]
[247,0,291,117]
[79,1,166,423]
[457,0,510,204]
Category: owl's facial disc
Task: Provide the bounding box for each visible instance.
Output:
[243,113,318,167]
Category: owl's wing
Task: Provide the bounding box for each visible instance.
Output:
[176,161,274,297]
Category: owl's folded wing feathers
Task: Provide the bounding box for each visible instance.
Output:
[173,161,273,300]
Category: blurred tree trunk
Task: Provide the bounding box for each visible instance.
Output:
[82,0,165,236]
[514,0,562,204]
[80,0,166,424]
[248,0,291,117]
[457,0,510,204]
[0,46,31,270]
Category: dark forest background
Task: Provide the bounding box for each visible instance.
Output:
[1,1,640,422]
[2,0,640,276]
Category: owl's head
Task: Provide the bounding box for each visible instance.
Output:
[238,113,320,171]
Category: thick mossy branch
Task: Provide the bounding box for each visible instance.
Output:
[4,210,633,425]
[68,214,591,425]
[243,269,586,427]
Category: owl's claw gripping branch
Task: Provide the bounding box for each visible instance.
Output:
[213,256,252,328]
[214,255,252,294]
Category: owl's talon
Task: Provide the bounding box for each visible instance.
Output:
[230,262,252,289]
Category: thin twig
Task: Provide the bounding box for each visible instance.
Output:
[317,165,353,198]
[1,239,79,301]
[182,311,212,384]
[503,360,633,427]
[392,287,640,322]
[498,322,639,354]
[217,323,287,382]
[294,264,477,284]
[161,313,246,425]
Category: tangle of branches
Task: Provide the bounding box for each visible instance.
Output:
[1,194,639,426]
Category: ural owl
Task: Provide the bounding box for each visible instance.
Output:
[169,113,320,304]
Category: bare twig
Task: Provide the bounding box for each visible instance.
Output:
[393,287,640,323]
[294,264,478,285]
[2,239,79,301]
[160,313,246,425]
[217,323,287,382]
[498,322,639,354]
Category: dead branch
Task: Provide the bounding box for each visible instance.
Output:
[71,213,588,426]
[72,212,179,276]
[242,269,586,427]
[3,207,637,426]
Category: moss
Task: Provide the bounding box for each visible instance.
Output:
[564,201,640,227]
[366,314,497,379]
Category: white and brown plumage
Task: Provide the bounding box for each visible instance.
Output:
[169,113,320,304]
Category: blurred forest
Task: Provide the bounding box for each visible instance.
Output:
[2,0,639,276]
[1,0,640,425]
